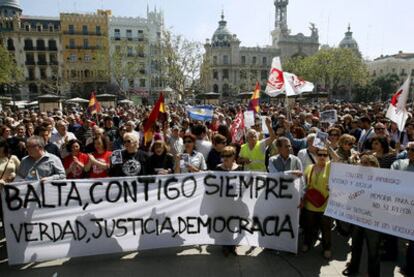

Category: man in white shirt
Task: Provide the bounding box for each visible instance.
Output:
[50,120,77,158]
[191,124,212,160]
[297,133,318,171]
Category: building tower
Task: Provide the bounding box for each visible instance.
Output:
[0,0,22,17]
[339,24,361,57]
[274,0,288,33]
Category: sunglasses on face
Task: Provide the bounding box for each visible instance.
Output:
[217,141,226,145]
[317,153,328,157]
[221,154,233,158]
[345,142,354,146]
[184,140,193,144]
[329,133,339,137]
[375,128,385,131]
[124,140,134,144]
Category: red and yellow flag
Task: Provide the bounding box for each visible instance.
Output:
[87,91,102,115]
[248,82,260,113]
[144,93,165,144]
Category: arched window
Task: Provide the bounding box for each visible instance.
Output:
[24,39,33,50]
[7,38,14,50]
[48,39,57,50]
[84,70,90,78]
[24,23,30,31]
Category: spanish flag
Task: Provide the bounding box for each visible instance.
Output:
[87,91,102,115]
[248,82,260,113]
[144,93,165,144]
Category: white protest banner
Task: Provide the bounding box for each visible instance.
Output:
[1,171,301,265]
[325,163,414,240]
[313,131,329,149]
[243,111,255,128]
[320,110,338,124]
[261,116,269,135]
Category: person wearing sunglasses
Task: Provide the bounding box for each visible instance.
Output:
[343,154,382,277]
[301,147,332,260]
[146,140,174,175]
[206,134,227,170]
[334,134,359,164]
[174,133,206,173]
[327,127,342,151]
[108,132,148,177]
[391,142,414,277]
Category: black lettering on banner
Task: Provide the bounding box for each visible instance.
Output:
[61,220,77,240]
[40,182,55,208]
[204,174,219,195]
[164,177,179,200]
[186,216,197,234]
[225,176,238,198]
[178,217,187,234]
[263,216,276,236]
[127,218,142,236]
[65,182,82,207]
[240,176,254,198]
[24,184,41,208]
[157,179,162,200]
[160,217,174,234]
[279,177,294,199]
[89,181,103,204]
[76,221,87,240]
[213,217,226,233]
[138,176,156,201]
[52,222,62,241]
[24,223,38,242]
[239,218,251,234]
[197,217,212,233]
[10,223,23,242]
[115,219,128,237]
[4,185,22,210]
[106,181,122,203]
[123,180,138,202]
[51,182,67,206]
[227,216,239,234]
[255,176,267,198]
[265,177,279,200]
[144,218,155,234]
[181,176,197,198]
[91,218,104,239]
[279,215,294,238]
[104,219,116,237]
[251,217,265,236]
[39,222,53,241]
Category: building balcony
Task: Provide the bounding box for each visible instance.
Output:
[25,60,36,65]
[63,31,104,36]
[24,47,58,51]
[65,45,103,50]
[37,61,48,66]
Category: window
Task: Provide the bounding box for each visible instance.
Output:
[37,24,42,32]
[129,79,134,88]
[114,29,120,40]
[25,24,30,31]
[85,70,91,78]
[49,53,58,64]
[48,40,57,50]
[213,70,218,80]
[25,53,35,64]
[262,57,267,65]
[49,25,53,32]
[40,68,47,80]
[82,25,88,35]
[70,70,77,78]
[6,38,14,50]
[127,47,133,57]
[213,84,219,93]
[126,29,132,41]
[69,39,75,49]
[241,56,246,65]
[240,70,246,79]
[69,54,77,62]
[213,56,217,65]
[252,56,257,65]
[96,26,101,35]
[28,68,35,80]
[222,69,229,80]
[261,70,267,80]
[84,55,92,62]
[83,39,89,49]
[139,79,146,87]
[223,55,229,65]
[36,39,45,50]
[68,24,74,34]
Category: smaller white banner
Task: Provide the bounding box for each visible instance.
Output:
[325,163,414,240]
[313,131,329,149]
[244,111,255,128]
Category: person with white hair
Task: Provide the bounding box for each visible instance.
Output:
[297,133,318,171]
[50,120,77,158]
[124,120,140,143]
[238,117,276,172]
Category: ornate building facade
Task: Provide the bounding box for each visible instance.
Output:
[108,7,164,100]
[60,10,111,97]
[0,0,62,100]
[203,0,319,95]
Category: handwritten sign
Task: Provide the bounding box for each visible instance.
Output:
[325,163,414,240]
[1,171,301,264]
[243,111,255,128]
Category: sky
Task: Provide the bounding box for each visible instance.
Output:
[20,0,414,60]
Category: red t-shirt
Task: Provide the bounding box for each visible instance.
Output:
[89,151,112,178]
[64,152,90,179]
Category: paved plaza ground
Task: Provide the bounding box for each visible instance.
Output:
[0,224,406,277]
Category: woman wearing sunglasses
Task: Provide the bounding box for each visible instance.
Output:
[301,147,332,259]
[174,133,206,173]
[108,132,148,177]
[334,134,359,164]
[146,140,174,175]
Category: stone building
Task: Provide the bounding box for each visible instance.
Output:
[0,0,62,100]
[203,0,319,96]
[60,10,111,97]
[108,6,163,101]
[338,24,361,57]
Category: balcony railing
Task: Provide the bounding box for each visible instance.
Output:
[66,45,103,50]
[24,47,58,51]
[63,31,104,36]
[37,61,48,66]
[25,60,36,65]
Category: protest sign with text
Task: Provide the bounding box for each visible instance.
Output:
[1,171,301,265]
[325,163,414,240]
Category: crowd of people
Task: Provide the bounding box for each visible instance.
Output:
[0,100,413,276]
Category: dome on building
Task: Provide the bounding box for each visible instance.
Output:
[211,12,234,47]
[339,24,359,50]
[0,0,22,10]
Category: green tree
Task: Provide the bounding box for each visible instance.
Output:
[0,44,21,84]
[372,73,400,101]
[159,29,204,97]
[284,47,368,98]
